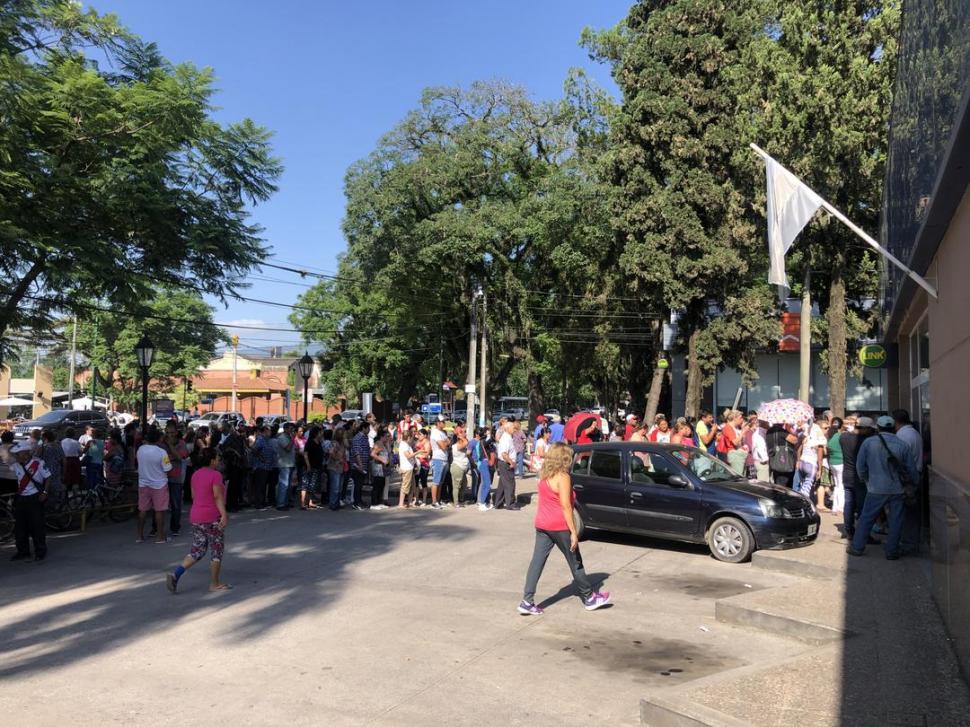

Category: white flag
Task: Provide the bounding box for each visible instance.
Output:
[757,149,824,295]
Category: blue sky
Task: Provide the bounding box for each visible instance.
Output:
[93,0,629,354]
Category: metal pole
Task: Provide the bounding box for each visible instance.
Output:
[479,291,488,428]
[231,335,239,413]
[799,265,812,405]
[303,377,309,421]
[466,290,478,427]
[68,316,77,409]
[141,366,149,427]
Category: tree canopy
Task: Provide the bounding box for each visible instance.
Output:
[0,0,282,365]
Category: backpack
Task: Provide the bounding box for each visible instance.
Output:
[767,431,795,473]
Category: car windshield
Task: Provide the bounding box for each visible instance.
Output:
[32,410,69,424]
[201,413,219,421]
[669,448,746,483]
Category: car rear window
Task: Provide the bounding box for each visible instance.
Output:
[589,450,622,480]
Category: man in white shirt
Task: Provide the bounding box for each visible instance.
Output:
[752,421,770,482]
[495,421,520,511]
[797,418,827,499]
[136,428,173,543]
[10,440,52,561]
[397,433,416,508]
[429,417,450,509]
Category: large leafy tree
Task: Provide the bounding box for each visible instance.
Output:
[744,0,900,416]
[291,81,636,413]
[584,0,781,418]
[0,0,282,365]
[62,290,227,407]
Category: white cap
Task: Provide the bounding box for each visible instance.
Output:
[11,441,33,454]
[436,414,446,422]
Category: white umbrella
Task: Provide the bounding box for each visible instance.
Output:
[0,396,33,406]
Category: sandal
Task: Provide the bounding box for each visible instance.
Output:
[209,583,233,591]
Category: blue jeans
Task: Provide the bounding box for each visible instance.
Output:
[85,462,103,490]
[328,469,342,508]
[515,450,524,477]
[477,462,492,504]
[852,492,904,556]
[843,483,867,539]
[431,460,446,486]
[797,461,816,498]
[276,466,293,508]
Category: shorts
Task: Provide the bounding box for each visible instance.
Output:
[189,521,225,562]
[138,485,170,513]
[399,468,415,495]
[431,460,447,486]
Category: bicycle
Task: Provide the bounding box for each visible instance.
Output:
[0,494,13,542]
[44,488,75,531]
[66,479,134,526]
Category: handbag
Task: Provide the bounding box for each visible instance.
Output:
[875,433,918,506]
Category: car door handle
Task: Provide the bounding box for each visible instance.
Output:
[573,484,584,491]
[629,492,643,499]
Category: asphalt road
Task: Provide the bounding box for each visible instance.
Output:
[0,481,803,726]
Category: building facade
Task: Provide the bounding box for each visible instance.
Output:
[881,0,970,676]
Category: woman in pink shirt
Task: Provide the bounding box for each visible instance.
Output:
[166,447,230,593]
[517,443,611,615]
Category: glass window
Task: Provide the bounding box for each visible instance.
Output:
[630,453,682,486]
[571,452,590,476]
[589,450,622,480]
[669,448,745,483]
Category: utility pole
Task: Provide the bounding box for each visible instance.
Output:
[231,335,239,413]
[465,288,480,427]
[67,316,77,409]
[478,290,488,428]
[799,264,812,405]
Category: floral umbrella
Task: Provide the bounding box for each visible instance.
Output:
[757,398,815,426]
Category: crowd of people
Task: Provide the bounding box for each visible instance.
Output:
[1,403,925,578]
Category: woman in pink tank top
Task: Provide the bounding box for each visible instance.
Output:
[518,443,611,615]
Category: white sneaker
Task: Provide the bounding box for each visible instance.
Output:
[478,503,492,512]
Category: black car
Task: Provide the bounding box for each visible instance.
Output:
[570,442,820,563]
[13,409,111,441]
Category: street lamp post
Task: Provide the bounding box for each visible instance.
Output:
[298,351,314,422]
[134,334,155,429]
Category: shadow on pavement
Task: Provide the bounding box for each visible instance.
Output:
[0,509,472,678]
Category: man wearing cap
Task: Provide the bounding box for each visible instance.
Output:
[10,440,52,561]
[623,414,638,441]
[532,416,547,447]
[548,416,565,444]
[839,417,875,541]
[847,415,919,560]
[428,416,450,509]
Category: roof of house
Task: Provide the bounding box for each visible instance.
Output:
[191,371,289,394]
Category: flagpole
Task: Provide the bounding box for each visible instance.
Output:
[749,143,938,300]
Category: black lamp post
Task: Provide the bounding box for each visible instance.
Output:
[298,351,314,422]
[135,334,155,428]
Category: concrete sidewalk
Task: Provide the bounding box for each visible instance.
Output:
[1,477,806,727]
[639,512,970,726]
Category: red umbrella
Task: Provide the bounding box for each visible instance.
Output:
[564,412,602,444]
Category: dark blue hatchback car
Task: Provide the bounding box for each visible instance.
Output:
[570,442,820,563]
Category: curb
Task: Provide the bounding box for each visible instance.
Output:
[640,695,750,727]
[750,550,840,580]
[715,595,849,645]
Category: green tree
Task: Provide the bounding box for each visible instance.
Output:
[291,81,631,414]
[584,1,781,419]
[61,290,227,407]
[0,0,282,365]
[744,0,900,416]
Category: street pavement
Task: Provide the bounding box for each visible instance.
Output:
[0,479,806,726]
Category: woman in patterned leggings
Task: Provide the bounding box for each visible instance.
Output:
[166,447,230,593]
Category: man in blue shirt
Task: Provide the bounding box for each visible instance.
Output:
[847,415,919,560]
[251,425,277,510]
[548,418,565,444]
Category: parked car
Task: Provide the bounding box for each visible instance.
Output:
[339,409,365,422]
[569,442,820,563]
[188,412,247,432]
[261,414,291,429]
[13,409,111,440]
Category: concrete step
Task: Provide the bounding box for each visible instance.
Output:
[715,581,851,645]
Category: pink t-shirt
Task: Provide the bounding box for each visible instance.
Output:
[190,467,226,524]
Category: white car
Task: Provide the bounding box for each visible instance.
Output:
[189,412,246,431]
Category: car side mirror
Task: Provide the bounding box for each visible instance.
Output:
[668,474,689,488]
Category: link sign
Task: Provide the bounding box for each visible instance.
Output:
[858,344,887,368]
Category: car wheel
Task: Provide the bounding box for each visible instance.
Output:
[573,508,587,541]
[707,516,754,563]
